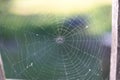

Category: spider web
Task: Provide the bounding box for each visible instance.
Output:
[0,15,109,80]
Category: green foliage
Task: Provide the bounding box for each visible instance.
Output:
[88,5,111,35]
[0,4,111,80]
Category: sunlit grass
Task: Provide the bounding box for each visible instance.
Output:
[10,0,111,15]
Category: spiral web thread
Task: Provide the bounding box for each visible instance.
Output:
[0,15,109,80]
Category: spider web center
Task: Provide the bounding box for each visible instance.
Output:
[55,36,65,44]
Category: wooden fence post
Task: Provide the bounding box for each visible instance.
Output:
[0,54,5,80]
[110,0,118,80]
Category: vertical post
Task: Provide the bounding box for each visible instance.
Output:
[0,55,5,80]
[117,0,120,80]
[110,0,118,80]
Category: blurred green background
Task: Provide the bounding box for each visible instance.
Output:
[0,0,111,80]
